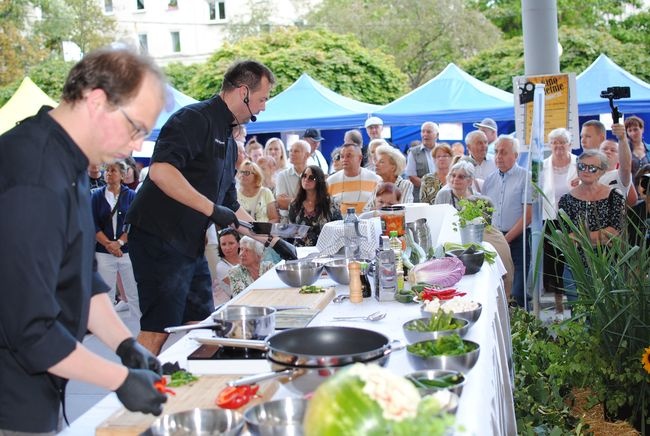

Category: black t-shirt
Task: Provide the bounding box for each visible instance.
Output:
[126,95,240,257]
[0,106,109,432]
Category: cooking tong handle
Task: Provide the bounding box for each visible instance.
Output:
[227,369,295,387]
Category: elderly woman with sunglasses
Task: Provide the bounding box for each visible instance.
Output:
[228,236,275,297]
[288,165,342,246]
[237,159,280,223]
[558,150,626,247]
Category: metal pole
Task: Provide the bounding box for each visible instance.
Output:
[521,0,560,75]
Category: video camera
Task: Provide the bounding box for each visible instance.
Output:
[600,86,631,123]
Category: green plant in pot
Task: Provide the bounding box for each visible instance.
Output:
[453,198,494,245]
[546,211,650,432]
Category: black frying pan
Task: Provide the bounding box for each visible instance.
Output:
[194,326,400,367]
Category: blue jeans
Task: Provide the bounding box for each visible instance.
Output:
[508,232,531,308]
[561,266,579,302]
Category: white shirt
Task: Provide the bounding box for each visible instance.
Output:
[307,149,329,174]
[472,156,497,181]
[275,166,301,219]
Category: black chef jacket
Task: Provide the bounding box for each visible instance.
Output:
[0,107,109,432]
[126,95,240,258]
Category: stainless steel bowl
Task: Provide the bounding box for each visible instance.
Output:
[406,339,480,372]
[212,305,276,340]
[445,249,485,275]
[402,317,469,344]
[420,302,482,326]
[405,369,466,397]
[275,262,324,287]
[323,259,370,285]
[244,398,307,436]
[143,408,244,435]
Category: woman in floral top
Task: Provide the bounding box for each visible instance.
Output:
[289,165,342,247]
[228,236,274,297]
[558,150,626,260]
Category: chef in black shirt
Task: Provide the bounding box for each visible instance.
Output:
[0,48,168,433]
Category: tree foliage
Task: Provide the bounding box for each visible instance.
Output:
[461,26,650,92]
[188,28,408,104]
[465,0,642,38]
[163,62,202,96]
[307,0,502,89]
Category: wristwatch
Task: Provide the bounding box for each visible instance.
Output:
[117,239,125,247]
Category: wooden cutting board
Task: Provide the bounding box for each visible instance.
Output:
[95,375,277,435]
[234,286,336,311]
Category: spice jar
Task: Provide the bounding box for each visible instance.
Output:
[380,205,405,237]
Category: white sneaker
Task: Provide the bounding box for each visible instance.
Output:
[114,300,129,312]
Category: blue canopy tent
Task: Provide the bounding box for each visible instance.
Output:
[245,73,381,134]
[576,53,650,115]
[147,84,198,141]
[375,63,515,126]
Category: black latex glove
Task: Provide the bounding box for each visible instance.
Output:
[272,238,298,261]
[115,369,167,416]
[116,337,162,375]
[209,204,239,228]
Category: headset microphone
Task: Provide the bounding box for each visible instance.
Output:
[243,89,257,122]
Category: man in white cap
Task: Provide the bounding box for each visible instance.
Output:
[473,118,498,157]
[303,128,329,174]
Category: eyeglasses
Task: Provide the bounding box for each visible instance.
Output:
[449,173,469,180]
[239,170,252,176]
[334,154,341,161]
[301,173,317,181]
[119,108,150,140]
[577,162,604,174]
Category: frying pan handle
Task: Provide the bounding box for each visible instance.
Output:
[384,339,405,356]
[164,322,224,334]
[193,337,268,350]
[227,369,295,387]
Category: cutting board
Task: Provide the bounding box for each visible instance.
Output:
[234,286,335,311]
[95,375,277,435]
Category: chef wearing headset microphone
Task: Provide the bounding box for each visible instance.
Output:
[126,60,298,356]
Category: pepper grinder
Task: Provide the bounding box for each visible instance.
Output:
[348,261,363,303]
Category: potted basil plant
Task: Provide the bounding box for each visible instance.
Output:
[453,198,494,244]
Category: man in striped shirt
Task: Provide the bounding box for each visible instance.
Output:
[327,142,381,214]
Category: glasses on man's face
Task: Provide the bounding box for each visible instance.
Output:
[301,173,317,181]
[239,170,252,177]
[577,162,603,174]
[449,173,468,180]
[119,108,150,140]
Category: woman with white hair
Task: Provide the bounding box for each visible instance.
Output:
[228,236,275,297]
[364,138,387,172]
[365,144,413,209]
[542,127,578,317]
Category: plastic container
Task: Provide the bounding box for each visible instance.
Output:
[344,208,361,259]
[380,205,405,237]
[389,231,404,292]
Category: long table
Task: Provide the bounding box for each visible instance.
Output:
[60,245,517,435]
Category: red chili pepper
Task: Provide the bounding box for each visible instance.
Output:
[154,377,176,396]
[216,385,260,409]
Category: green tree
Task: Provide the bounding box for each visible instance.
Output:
[307,0,502,89]
[610,10,650,49]
[163,62,202,96]
[461,26,650,92]
[188,28,408,104]
[465,0,642,38]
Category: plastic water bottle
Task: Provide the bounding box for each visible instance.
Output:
[344,207,361,259]
[389,231,404,292]
[374,236,396,301]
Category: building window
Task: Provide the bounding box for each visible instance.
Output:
[136,0,145,10]
[104,0,113,13]
[209,1,226,20]
[138,34,148,54]
[171,31,181,53]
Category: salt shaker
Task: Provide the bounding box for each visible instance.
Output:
[348,261,363,303]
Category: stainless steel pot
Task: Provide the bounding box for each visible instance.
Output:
[194,326,401,367]
[164,305,276,340]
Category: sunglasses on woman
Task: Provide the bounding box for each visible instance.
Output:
[239,170,252,176]
[577,162,603,174]
[301,173,317,181]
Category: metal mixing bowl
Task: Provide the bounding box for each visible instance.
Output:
[275,261,324,287]
[406,339,480,372]
[420,302,483,326]
[405,369,466,397]
[402,317,469,344]
[143,408,244,435]
[244,397,307,436]
[323,258,370,285]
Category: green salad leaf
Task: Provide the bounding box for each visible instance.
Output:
[407,334,477,357]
